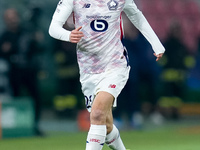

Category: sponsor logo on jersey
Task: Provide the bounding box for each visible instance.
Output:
[83,3,91,8]
[90,20,108,32]
[86,15,111,20]
[107,0,118,11]
[108,84,116,88]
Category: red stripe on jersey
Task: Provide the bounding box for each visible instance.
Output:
[120,14,124,40]
[72,12,75,25]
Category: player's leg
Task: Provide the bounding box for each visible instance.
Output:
[105,106,113,134]
[105,108,126,150]
[86,91,114,150]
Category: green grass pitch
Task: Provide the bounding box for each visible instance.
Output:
[1,127,200,150]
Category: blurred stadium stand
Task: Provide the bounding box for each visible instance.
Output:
[138,0,200,53]
[0,97,35,138]
[136,0,200,119]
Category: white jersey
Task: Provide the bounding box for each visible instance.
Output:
[49,0,165,74]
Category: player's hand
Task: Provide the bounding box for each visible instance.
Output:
[70,26,84,43]
[154,53,164,61]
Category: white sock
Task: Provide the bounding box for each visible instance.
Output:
[105,124,126,150]
[86,124,107,150]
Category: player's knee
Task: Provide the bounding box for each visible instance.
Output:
[90,109,106,124]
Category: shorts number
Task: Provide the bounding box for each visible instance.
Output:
[85,95,93,109]
[90,20,108,32]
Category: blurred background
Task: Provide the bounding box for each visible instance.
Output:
[0,0,200,144]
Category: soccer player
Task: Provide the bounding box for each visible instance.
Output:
[49,0,165,149]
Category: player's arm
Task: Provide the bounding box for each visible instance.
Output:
[123,0,165,60]
[49,0,83,43]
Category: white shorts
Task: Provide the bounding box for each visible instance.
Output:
[80,66,130,112]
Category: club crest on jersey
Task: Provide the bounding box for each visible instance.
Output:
[107,0,118,11]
